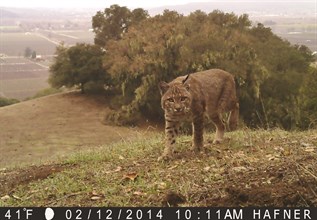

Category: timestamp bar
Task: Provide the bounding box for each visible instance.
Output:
[0,207,315,220]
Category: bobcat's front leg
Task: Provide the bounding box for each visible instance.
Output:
[191,114,204,152]
[158,119,179,161]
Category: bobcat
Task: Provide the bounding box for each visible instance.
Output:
[158,69,239,160]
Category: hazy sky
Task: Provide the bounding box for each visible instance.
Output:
[0,0,214,9]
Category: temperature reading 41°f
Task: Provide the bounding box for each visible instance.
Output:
[5,208,33,220]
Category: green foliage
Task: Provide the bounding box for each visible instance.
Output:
[0,97,19,107]
[299,67,317,129]
[24,47,32,58]
[103,9,314,129]
[49,43,107,94]
[24,47,37,59]
[49,4,315,129]
[92,4,148,47]
[31,51,36,59]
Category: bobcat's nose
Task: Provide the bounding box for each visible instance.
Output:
[174,107,182,112]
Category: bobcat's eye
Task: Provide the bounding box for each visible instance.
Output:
[167,98,174,102]
[180,97,187,102]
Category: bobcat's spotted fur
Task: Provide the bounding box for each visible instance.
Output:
[158,69,239,160]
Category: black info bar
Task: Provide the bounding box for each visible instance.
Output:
[0,207,315,220]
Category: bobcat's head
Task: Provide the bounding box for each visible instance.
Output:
[159,77,192,116]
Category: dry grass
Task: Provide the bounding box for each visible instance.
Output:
[0,91,143,168]
[1,128,316,207]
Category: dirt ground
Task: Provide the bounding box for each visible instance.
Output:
[0,92,141,168]
[202,153,317,206]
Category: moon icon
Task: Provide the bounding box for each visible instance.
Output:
[45,208,55,220]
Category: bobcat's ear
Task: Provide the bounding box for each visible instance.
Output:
[158,81,169,95]
[182,74,190,84]
[182,74,190,91]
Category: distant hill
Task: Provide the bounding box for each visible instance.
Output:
[2,1,314,20]
[0,7,97,23]
[148,1,315,16]
[1,7,61,19]
[0,8,19,18]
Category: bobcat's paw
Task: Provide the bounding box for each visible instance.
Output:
[190,146,202,153]
[157,153,173,162]
[212,139,223,144]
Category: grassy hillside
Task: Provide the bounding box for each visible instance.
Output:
[0,91,143,168]
[1,129,316,206]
